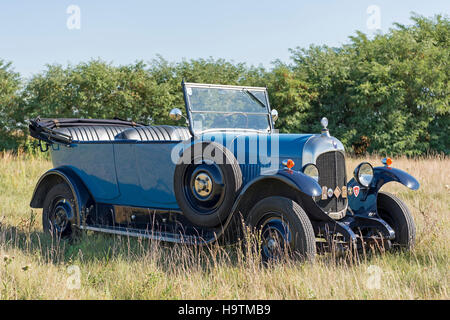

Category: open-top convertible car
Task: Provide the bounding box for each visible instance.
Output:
[29,82,419,261]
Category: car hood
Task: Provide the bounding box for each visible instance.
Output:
[198,131,316,171]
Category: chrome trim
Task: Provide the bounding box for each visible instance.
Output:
[169,108,183,121]
[302,134,347,220]
[301,134,345,167]
[271,109,278,122]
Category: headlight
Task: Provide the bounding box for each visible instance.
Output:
[354,162,374,187]
[303,163,319,182]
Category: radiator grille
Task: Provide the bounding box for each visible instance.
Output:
[315,151,347,213]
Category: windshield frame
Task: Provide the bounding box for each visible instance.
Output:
[182,81,274,136]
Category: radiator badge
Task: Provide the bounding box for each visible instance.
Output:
[321,186,328,200]
[348,187,353,195]
[327,188,334,198]
[353,186,360,197]
[334,186,341,198]
[342,186,347,198]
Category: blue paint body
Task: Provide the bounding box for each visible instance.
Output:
[348,166,420,217]
[50,132,316,210]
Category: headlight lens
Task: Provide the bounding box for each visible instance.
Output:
[303,164,319,182]
[354,162,374,187]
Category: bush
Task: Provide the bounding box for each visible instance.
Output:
[288,14,449,155]
[0,60,23,150]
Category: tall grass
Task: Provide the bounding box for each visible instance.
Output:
[0,152,448,299]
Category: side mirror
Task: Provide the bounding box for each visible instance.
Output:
[271,109,278,122]
[169,108,183,121]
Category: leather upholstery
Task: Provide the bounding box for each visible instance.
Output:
[54,126,130,142]
[116,125,191,141]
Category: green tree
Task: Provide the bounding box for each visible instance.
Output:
[289,14,449,155]
[0,60,22,150]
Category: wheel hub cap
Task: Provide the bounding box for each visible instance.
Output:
[193,173,213,198]
[51,200,71,233]
[267,239,278,250]
[261,217,292,260]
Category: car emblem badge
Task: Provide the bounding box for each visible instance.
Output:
[321,186,328,200]
[327,188,334,198]
[353,186,360,197]
[342,186,347,198]
[348,187,353,195]
[334,186,341,198]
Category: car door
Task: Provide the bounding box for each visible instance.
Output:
[114,142,179,208]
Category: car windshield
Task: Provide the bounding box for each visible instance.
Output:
[184,84,272,134]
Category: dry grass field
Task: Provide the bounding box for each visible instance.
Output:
[0,152,448,299]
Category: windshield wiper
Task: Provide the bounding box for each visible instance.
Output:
[243,89,267,110]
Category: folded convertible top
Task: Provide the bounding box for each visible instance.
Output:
[29,117,144,145]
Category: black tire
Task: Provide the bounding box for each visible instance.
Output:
[246,196,316,262]
[377,191,415,250]
[43,183,77,240]
[174,142,242,228]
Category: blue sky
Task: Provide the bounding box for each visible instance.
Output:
[0,0,448,77]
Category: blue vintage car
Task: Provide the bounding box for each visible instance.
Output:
[29,82,419,261]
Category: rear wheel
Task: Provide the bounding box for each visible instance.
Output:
[377,191,415,250]
[246,196,316,262]
[43,183,77,240]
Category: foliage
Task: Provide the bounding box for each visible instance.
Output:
[0,60,22,150]
[0,14,448,155]
[288,14,449,155]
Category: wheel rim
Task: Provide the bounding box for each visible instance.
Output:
[183,162,225,214]
[259,214,292,261]
[49,197,72,234]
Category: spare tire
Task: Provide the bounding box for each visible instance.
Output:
[174,142,242,228]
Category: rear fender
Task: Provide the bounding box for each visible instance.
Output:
[30,167,93,226]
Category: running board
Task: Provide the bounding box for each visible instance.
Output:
[79,225,218,245]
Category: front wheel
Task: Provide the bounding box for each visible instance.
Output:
[377,191,415,250]
[246,196,316,262]
[42,183,77,240]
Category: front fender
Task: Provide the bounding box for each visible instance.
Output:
[226,168,321,230]
[30,167,93,226]
[269,169,322,197]
[348,166,419,216]
[372,166,419,191]
[231,168,321,214]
